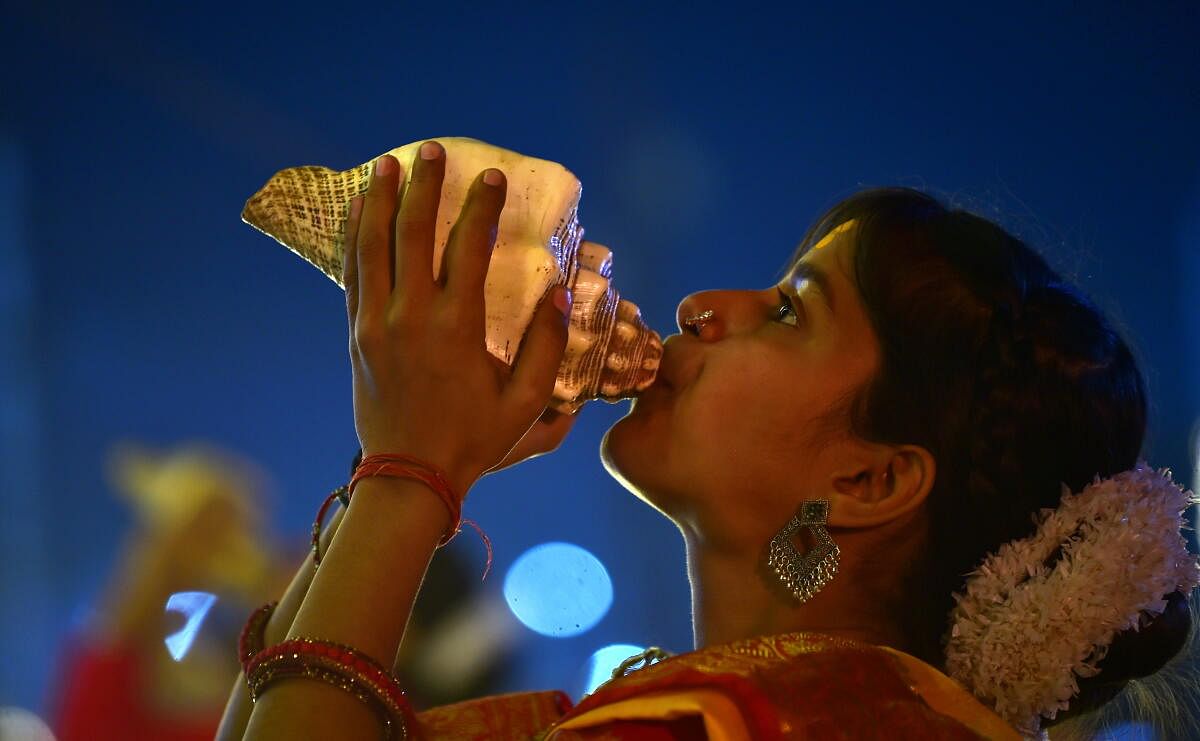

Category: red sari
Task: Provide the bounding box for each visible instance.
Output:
[415,632,1019,740]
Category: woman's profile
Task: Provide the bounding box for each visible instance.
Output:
[218,140,1199,740]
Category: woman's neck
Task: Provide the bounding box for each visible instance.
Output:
[684,530,911,652]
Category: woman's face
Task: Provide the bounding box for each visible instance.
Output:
[601,222,882,546]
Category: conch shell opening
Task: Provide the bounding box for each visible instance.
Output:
[241,137,661,413]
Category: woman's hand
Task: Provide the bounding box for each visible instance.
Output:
[486,408,580,474]
[343,141,572,496]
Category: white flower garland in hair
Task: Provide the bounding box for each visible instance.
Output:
[944,465,1200,738]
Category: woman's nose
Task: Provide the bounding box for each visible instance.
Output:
[677,291,714,336]
[677,289,768,340]
[681,290,734,338]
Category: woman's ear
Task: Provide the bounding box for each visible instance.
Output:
[828,445,935,527]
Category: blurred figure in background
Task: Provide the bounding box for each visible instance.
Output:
[46,441,514,740]
[48,442,289,741]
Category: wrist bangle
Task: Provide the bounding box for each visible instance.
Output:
[311,484,351,567]
[245,637,414,739]
[238,601,278,674]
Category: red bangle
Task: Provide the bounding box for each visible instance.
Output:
[311,485,350,567]
[245,637,415,739]
[238,601,277,674]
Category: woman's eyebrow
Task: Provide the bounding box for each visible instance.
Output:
[789,262,835,313]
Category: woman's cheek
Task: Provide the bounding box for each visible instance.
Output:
[677,372,766,448]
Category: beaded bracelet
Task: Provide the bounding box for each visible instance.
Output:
[246,637,414,739]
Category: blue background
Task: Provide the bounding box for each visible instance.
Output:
[1,0,1197,718]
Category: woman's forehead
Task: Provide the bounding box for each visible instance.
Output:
[811,220,858,253]
[785,219,859,275]
[785,220,859,282]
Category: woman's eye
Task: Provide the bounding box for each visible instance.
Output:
[775,289,800,327]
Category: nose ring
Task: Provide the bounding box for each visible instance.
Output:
[682,309,715,335]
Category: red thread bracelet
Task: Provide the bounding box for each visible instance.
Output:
[310,453,494,579]
[351,454,462,544]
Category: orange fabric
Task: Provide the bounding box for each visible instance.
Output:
[551,715,710,740]
[415,689,572,740]
[412,632,1019,740]
[548,689,746,740]
[877,646,1021,740]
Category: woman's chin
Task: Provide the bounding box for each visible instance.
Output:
[599,414,634,482]
[600,409,664,499]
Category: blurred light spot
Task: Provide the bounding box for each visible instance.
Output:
[580,643,644,697]
[163,591,217,661]
[503,542,612,637]
[0,706,56,741]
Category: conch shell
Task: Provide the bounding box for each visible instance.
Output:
[241,137,661,413]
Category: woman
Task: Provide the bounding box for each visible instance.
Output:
[218,140,1198,739]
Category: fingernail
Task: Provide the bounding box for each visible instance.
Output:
[553,287,572,316]
[420,141,442,160]
[375,155,396,178]
[483,168,504,187]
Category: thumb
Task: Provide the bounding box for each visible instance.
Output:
[506,286,572,417]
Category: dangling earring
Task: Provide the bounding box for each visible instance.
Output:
[767,499,840,604]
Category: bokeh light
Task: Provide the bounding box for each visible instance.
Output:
[503,542,612,638]
[0,707,55,741]
[579,643,645,698]
[163,591,217,662]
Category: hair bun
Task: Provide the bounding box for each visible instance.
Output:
[1053,590,1193,725]
[1097,590,1191,682]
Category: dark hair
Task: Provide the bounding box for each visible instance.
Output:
[787,187,1192,724]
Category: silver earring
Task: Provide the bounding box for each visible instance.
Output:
[768,499,840,604]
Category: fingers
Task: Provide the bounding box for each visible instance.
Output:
[357,155,403,320]
[394,141,445,303]
[535,408,579,448]
[342,196,364,330]
[506,287,572,417]
[443,168,506,322]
